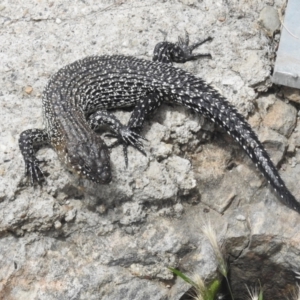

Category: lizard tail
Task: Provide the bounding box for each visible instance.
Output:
[177,83,300,213]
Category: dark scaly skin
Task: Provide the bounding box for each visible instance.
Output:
[19,33,300,213]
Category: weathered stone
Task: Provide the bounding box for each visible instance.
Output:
[282,86,300,104]
[262,98,297,137]
[64,209,77,222]
[1,0,299,299]
[258,6,281,36]
[258,126,288,165]
[289,122,300,150]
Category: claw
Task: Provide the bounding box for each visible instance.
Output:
[123,144,129,168]
[189,36,213,51]
[175,32,213,63]
[131,131,148,142]
[186,53,212,61]
[121,128,146,156]
[25,158,46,186]
[104,133,118,139]
[178,30,189,48]
[104,126,147,166]
[294,270,300,280]
[158,29,168,41]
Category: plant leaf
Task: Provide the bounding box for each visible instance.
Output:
[169,267,198,288]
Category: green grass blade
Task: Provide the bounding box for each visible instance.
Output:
[258,280,263,300]
[168,267,198,288]
[204,279,222,300]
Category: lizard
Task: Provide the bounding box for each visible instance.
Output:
[18,32,300,213]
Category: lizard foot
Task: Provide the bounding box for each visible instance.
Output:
[105,126,147,167]
[24,158,46,186]
[175,31,213,62]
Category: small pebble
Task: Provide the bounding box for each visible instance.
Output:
[65,209,76,222]
[24,86,33,94]
[54,220,62,229]
[236,215,246,221]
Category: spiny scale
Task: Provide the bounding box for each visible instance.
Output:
[18,33,300,213]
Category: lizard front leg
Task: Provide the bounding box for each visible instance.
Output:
[19,128,50,185]
[87,110,146,166]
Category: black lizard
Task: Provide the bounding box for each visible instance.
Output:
[18,33,300,213]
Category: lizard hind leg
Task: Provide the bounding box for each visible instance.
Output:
[153,31,213,64]
[173,31,213,63]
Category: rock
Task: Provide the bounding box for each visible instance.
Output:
[119,202,146,225]
[178,0,197,5]
[262,98,297,137]
[54,220,62,229]
[221,75,244,87]
[64,209,77,222]
[1,0,299,299]
[166,156,196,193]
[24,86,33,94]
[289,122,300,150]
[282,86,300,104]
[258,6,281,36]
[258,126,288,165]
[256,94,276,113]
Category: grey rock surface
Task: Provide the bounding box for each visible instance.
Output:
[1,0,300,299]
[262,97,297,137]
[258,6,281,36]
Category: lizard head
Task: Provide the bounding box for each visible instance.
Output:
[56,136,112,184]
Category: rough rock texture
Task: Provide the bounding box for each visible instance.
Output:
[282,86,300,104]
[1,0,300,299]
[258,5,281,36]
